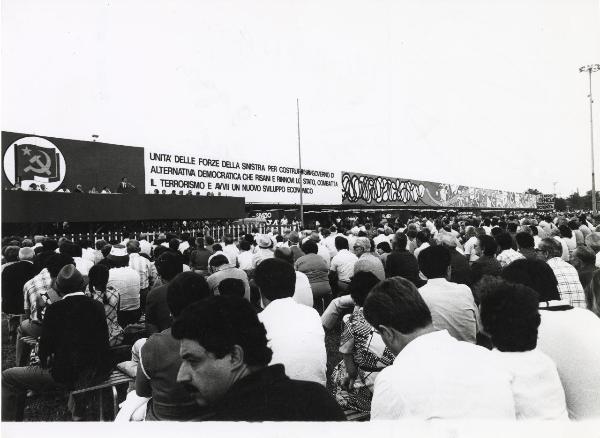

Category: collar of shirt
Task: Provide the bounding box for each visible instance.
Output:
[396,329,450,363]
[421,277,450,287]
[539,299,570,308]
[62,292,86,299]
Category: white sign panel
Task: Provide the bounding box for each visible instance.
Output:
[144,149,342,204]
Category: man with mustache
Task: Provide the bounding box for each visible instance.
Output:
[173,295,345,421]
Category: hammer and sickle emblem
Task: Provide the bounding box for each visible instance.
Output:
[24,150,52,175]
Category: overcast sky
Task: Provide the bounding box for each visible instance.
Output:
[2,0,599,197]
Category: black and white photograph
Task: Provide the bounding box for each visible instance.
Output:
[1,0,599,436]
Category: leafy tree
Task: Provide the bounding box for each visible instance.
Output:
[554,197,567,211]
[525,188,542,195]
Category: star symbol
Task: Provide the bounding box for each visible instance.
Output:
[21,146,31,156]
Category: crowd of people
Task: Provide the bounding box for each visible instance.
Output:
[1,210,600,421]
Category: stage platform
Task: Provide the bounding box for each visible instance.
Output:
[2,191,245,223]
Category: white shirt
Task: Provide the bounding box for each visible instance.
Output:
[222,244,240,266]
[178,241,190,253]
[108,266,141,311]
[418,278,479,343]
[371,330,515,420]
[138,239,152,256]
[316,243,331,268]
[236,250,254,270]
[537,307,600,419]
[491,349,567,420]
[322,234,338,258]
[73,257,94,276]
[293,271,314,307]
[258,297,326,386]
[329,249,358,282]
[413,242,430,259]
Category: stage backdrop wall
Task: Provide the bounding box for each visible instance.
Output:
[2,131,145,193]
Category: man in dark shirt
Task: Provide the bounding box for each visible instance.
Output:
[2,265,110,421]
[173,295,346,421]
[385,232,425,287]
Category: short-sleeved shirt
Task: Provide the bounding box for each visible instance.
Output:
[330,250,358,282]
[108,267,141,311]
[547,258,586,308]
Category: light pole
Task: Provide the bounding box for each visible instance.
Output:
[296,98,304,227]
[579,64,600,214]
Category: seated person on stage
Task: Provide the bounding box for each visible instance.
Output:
[364,277,516,420]
[86,264,124,347]
[479,278,568,419]
[331,271,392,413]
[2,265,111,421]
[16,253,74,367]
[136,271,213,421]
[145,251,183,334]
[174,295,346,421]
[106,245,142,327]
[255,258,327,386]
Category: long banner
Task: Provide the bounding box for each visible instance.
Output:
[144,149,341,204]
[2,132,538,209]
[341,171,537,209]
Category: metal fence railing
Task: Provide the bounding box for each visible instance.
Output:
[22,223,301,244]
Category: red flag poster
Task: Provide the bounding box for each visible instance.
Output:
[14,143,61,182]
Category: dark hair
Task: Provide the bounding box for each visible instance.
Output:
[501,259,560,302]
[95,239,107,250]
[529,225,538,236]
[301,239,318,255]
[376,241,392,253]
[349,271,381,306]
[101,244,112,258]
[167,272,211,318]
[209,254,230,268]
[507,222,518,233]
[572,246,596,266]
[477,235,497,257]
[418,245,450,279]
[334,236,349,251]
[168,238,180,252]
[3,246,19,262]
[42,239,58,252]
[480,280,540,352]
[172,295,272,366]
[273,247,294,265]
[88,264,110,305]
[218,278,246,298]
[515,232,534,249]
[558,225,573,239]
[494,232,513,251]
[363,277,432,334]
[416,231,428,244]
[212,243,223,252]
[393,233,408,251]
[156,251,183,281]
[59,242,82,258]
[46,254,75,278]
[254,258,295,301]
[539,238,562,258]
[239,240,251,251]
[205,235,215,246]
[223,235,234,245]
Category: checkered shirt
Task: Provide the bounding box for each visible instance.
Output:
[547,257,586,308]
[497,249,525,269]
[22,268,53,322]
[129,253,156,289]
